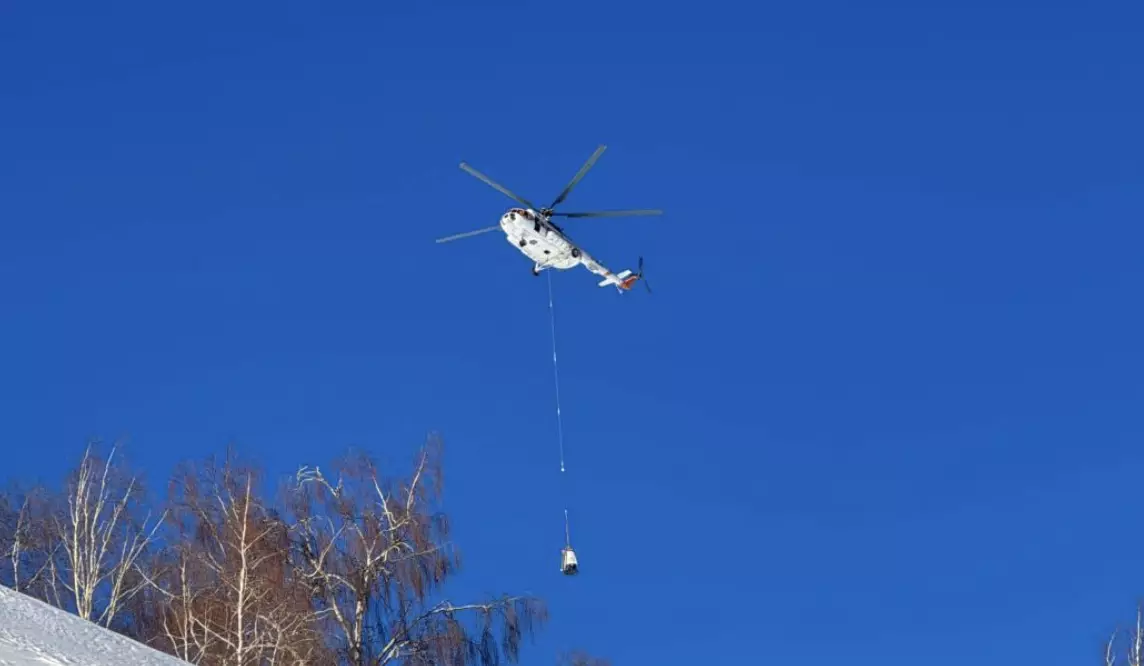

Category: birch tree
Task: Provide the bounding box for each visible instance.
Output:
[151,451,327,666]
[1106,606,1144,666]
[1,488,23,588]
[52,443,164,628]
[0,485,60,600]
[0,489,19,587]
[286,435,546,666]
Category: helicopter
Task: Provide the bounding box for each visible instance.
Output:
[435,144,661,293]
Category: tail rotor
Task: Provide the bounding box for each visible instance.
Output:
[616,256,652,293]
[636,256,651,294]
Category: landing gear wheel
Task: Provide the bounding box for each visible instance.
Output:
[571,248,581,258]
[532,266,540,276]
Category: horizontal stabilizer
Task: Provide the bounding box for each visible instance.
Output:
[598,269,634,287]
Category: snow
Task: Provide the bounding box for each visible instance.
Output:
[0,586,188,666]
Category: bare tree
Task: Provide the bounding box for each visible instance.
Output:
[3,437,553,666]
[1,487,22,588]
[286,435,546,666]
[144,545,221,664]
[51,442,165,628]
[0,489,17,587]
[1106,605,1144,666]
[0,484,61,601]
[147,450,327,666]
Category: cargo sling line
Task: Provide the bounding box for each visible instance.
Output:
[547,270,566,475]
[547,271,578,574]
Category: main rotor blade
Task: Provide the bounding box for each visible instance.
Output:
[435,225,500,244]
[547,144,607,210]
[459,162,538,210]
[551,209,663,218]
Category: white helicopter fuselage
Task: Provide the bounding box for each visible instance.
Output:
[500,207,583,271]
[498,207,638,289]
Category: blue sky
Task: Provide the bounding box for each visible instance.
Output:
[1,1,1142,663]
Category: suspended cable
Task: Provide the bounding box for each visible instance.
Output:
[547,270,566,474]
[547,271,579,575]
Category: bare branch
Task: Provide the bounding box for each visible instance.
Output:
[284,434,546,666]
[5,435,553,666]
[147,448,326,666]
[47,442,165,628]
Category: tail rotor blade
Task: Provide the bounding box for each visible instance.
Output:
[639,256,651,293]
[460,162,538,210]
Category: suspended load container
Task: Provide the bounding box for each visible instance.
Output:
[561,546,579,575]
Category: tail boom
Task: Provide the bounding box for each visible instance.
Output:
[582,253,646,293]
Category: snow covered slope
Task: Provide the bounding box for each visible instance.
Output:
[0,585,189,666]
